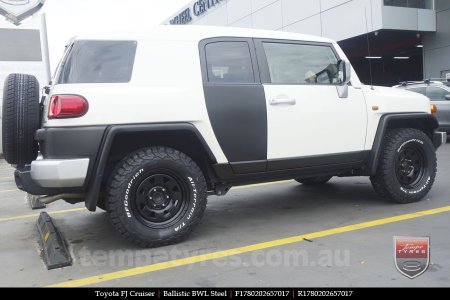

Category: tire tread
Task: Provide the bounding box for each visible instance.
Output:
[2,74,39,165]
[106,147,207,247]
[370,128,437,203]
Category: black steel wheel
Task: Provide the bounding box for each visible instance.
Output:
[132,172,189,228]
[395,144,426,189]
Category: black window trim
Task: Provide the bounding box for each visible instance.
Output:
[55,42,75,85]
[199,37,261,85]
[254,38,344,86]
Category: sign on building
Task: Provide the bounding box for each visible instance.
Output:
[0,0,45,25]
[169,0,225,25]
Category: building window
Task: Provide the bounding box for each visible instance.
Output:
[205,42,255,84]
[0,29,42,61]
[262,42,340,85]
[441,70,450,81]
[384,0,433,9]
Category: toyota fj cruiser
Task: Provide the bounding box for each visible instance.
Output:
[2,26,446,247]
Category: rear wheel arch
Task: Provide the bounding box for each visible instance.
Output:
[85,124,218,211]
[366,113,438,175]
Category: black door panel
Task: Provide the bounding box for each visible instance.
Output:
[199,38,268,165]
[203,84,267,162]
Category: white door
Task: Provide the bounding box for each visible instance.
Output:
[257,41,367,161]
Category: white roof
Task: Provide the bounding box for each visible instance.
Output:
[74,25,336,44]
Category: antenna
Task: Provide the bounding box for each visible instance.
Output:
[364,7,374,90]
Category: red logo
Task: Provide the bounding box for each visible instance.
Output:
[394,236,430,279]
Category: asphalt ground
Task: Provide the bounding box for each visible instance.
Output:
[0,140,449,287]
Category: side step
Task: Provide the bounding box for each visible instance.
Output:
[36,212,72,270]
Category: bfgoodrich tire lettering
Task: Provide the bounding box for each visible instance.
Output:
[370,128,437,203]
[106,147,207,247]
[2,74,39,166]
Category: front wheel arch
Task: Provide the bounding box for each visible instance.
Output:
[366,113,438,176]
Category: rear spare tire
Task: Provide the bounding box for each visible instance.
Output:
[2,74,40,166]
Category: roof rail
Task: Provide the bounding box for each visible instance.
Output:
[424,78,450,82]
[399,78,450,86]
[399,80,427,86]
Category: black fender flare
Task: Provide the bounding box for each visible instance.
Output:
[84,123,216,211]
[365,113,439,175]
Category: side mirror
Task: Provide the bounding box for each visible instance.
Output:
[338,59,351,84]
[445,95,450,100]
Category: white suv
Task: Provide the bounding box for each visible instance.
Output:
[2,26,446,247]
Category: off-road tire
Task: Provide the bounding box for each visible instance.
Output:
[370,128,436,203]
[106,147,207,247]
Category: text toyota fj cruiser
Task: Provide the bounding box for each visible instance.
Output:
[2,26,446,247]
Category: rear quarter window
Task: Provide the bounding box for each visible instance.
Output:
[58,40,137,84]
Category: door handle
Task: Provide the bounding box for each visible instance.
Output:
[270,98,296,105]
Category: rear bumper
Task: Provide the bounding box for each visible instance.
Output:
[15,167,51,195]
[15,158,89,195]
[433,131,447,149]
[30,158,89,188]
[14,126,106,195]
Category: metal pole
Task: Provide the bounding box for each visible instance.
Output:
[39,13,51,84]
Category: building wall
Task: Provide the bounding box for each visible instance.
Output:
[165,0,440,82]
[165,0,435,41]
[423,0,450,79]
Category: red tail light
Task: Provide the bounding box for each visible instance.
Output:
[48,95,88,119]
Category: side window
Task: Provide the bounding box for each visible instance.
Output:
[205,42,255,84]
[262,42,339,85]
[58,40,137,84]
[407,87,426,96]
[426,87,449,102]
